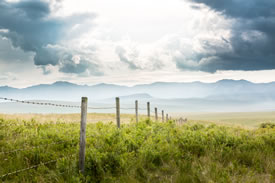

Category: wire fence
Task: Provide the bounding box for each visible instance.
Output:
[0,96,184,180]
[0,97,148,111]
[0,153,76,179]
[0,97,81,108]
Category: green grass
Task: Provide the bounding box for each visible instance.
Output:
[0,116,275,182]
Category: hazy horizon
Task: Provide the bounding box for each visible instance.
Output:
[1,79,275,113]
[2,79,275,89]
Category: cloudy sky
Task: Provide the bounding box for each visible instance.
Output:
[0,0,274,88]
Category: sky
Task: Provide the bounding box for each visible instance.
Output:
[0,0,274,88]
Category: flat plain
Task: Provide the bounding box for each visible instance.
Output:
[0,112,274,182]
[183,111,275,128]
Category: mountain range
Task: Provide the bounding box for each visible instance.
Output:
[0,79,275,113]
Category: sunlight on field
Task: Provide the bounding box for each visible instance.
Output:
[2,112,275,128]
[184,112,275,128]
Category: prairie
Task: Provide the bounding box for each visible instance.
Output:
[0,113,274,182]
[184,111,275,128]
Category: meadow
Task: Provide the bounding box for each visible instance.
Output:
[184,111,275,129]
[0,113,274,182]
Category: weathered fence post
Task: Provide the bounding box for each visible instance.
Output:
[155,107,158,121]
[79,97,88,173]
[147,102,150,119]
[166,114,169,122]
[135,100,138,123]
[162,110,164,122]
[116,97,120,128]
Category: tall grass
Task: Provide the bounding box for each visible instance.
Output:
[0,117,274,182]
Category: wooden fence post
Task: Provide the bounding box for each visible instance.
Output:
[116,97,120,128]
[155,107,158,121]
[162,110,164,122]
[147,102,150,119]
[166,114,169,122]
[135,100,138,123]
[79,97,88,173]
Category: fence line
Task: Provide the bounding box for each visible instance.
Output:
[0,97,151,111]
[0,95,184,179]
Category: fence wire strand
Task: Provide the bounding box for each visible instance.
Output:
[0,97,161,113]
[0,97,81,108]
[0,96,175,180]
[0,153,76,179]
[0,97,116,110]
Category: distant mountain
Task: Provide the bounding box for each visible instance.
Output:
[101,93,153,104]
[0,86,18,92]
[119,93,153,99]
[1,79,275,101]
[0,80,275,112]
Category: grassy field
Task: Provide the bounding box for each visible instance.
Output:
[0,113,275,182]
[184,111,275,129]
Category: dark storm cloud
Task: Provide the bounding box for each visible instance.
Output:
[176,0,275,72]
[59,54,102,76]
[0,0,66,52]
[0,0,100,75]
[34,45,103,75]
[187,0,275,19]
[15,0,51,19]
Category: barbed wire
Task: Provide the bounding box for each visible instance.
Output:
[0,97,152,111]
[0,153,76,179]
[0,96,169,121]
[0,121,81,127]
[0,97,81,108]
[0,122,71,128]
